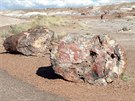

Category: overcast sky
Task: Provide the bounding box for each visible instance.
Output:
[0,0,135,10]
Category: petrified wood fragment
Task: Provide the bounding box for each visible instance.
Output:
[51,34,125,85]
[3,26,54,56]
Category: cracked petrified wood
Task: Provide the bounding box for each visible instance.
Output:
[51,34,125,85]
[3,26,54,56]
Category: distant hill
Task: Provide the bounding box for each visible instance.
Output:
[100,2,135,11]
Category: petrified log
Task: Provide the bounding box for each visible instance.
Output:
[3,26,54,56]
[51,34,125,85]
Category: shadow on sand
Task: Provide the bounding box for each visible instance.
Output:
[36,65,64,80]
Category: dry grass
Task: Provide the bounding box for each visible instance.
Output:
[30,15,67,28]
[0,15,89,39]
[0,15,69,38]
[10,23,32,34]
[0,30,10,38]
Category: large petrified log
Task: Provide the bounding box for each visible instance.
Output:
[3,26,54,56]
[51,34,125,85]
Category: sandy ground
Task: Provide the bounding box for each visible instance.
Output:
[0,15,27,27]
[0,16,135,101]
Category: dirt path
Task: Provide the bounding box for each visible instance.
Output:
[0,15,27,27]
[0,69,67,101]
[0,18,135,101]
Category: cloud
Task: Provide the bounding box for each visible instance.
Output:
[0,0,135,10]
[0,0,95,9]
[0,0,35,9]
[94,0,135,5]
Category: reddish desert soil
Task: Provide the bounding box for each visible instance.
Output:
[0,16,135,101]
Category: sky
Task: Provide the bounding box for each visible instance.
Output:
[0,0,135,10]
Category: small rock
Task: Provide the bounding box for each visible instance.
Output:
[95,78,108,86]
[121,27,131,31]
[106,77,113,83]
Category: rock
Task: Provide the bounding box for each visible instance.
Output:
[3,26,54,56]
[51,34,125,85]
[100,11,108,19]
[81,12,87,15]
[121,27,131,31]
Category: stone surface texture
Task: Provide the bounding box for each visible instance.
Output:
[3,26,54,56]
[51,34,125,85]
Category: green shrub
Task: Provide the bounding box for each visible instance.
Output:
[121,73,132,82]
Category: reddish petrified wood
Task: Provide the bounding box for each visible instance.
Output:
[51,34,125,85]
[3,26,54,56]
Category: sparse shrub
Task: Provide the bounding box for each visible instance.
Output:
[30,15,67,28]
[0,24,32,39]
[121,73,132,82]
[10,23,32,34]
[8,16,67,35]
[0,30,10,38]
[0,15,69,40]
